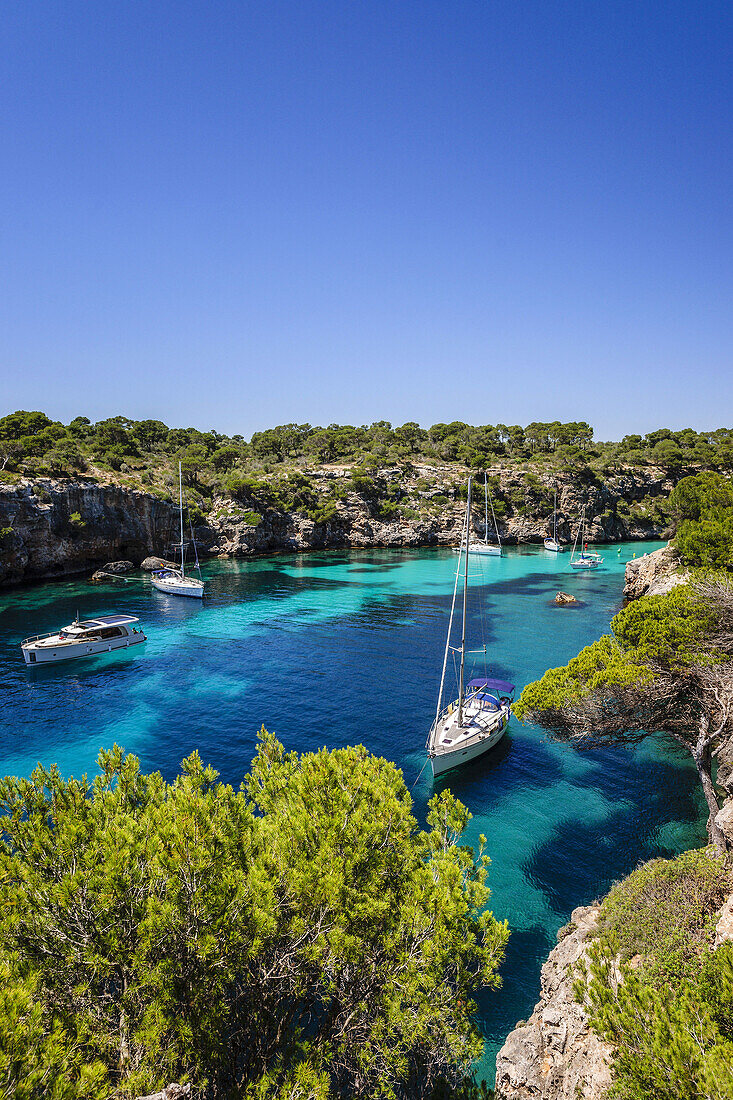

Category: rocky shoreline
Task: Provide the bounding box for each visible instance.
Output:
[493,545,729,1100]
[0,463,675,587]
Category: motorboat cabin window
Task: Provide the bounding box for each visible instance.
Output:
[100,626,124,639]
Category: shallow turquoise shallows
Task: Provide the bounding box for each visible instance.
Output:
[0,544,707,1082]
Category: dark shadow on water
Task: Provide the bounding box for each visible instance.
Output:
[476,925,556,1047]
[523,743,705,920]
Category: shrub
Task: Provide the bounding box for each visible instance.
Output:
[596,847,729,983]
[0,739,508,1099]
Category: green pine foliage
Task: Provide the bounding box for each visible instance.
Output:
[575,849,733,1100]
[670,472,733,569]
[0,734,508,1099]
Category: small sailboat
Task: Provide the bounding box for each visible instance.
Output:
[151,464,205,598]
[569,507,603,570]
[428,478,514,776]
[544,490,564,552]
[453,473,502,556]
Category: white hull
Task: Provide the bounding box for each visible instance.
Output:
[544,539,564,552]
[23,635,145,665]
[22,616,146,665]
[453,543,502,556]
[430,707,509,776]
[570,559,600,570]
[151,574,204,599]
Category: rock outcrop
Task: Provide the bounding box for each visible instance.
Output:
[140,556,179,572]
[622,544,686,600]
[555,592,577,605]
[0,481,179,587]
[102,560,134,573]
[495,905,614,1100]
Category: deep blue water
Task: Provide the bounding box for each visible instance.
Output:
[0,544,707,1082]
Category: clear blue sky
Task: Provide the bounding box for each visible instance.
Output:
[1,1,731,440]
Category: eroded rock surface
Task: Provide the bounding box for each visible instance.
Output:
[0,463,679,587]
[0,481,179,587]
[495,905,614,1100]
[623,544,686,600]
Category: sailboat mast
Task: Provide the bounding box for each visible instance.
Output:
[554,489,557,543]
[179,462,185,577]
[458,477,471,728]
[484,473,488,542]
[571,505,583,562]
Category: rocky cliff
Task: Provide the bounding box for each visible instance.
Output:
[494,869,733,1100]
[622,543,687,600]
[201,463,675,559]
[0,480,180,586]
[0,462,675,587]
[494,905,613,1100]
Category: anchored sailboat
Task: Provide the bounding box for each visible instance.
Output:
[151,464,205,598]
[569,506,603,570]
[453,473,502,556]
[428,478,514,776]
[544,490,564,552]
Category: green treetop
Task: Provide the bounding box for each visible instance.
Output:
[0,733,508,1100]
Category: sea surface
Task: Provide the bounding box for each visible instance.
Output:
[0,543,707,1082]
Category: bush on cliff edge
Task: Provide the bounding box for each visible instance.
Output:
[576,848,733,1100]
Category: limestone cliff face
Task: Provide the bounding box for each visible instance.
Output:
[622,544,687,600]
[494,905,614,1100]
[201,464,674,559]
[0,480,179,586]
[0,463,675,587]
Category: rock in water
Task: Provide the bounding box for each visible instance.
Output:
[141,556,179,571]
[555,592,577,605]
[102,560,134,573]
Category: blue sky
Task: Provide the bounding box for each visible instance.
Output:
[1,1,731,440]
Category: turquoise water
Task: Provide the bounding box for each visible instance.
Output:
[0,544,707,1081]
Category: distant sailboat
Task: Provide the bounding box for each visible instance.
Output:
[569,507,602,570]
[544,490,564,552]
[454,474,502,556]
[151,464,205,598]
[428,477,514,776]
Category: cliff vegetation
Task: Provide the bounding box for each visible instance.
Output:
[1,411,732,585]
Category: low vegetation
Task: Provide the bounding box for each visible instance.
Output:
[1,409,732,537]
[0,733,508,1099]
[577,848,733,1099]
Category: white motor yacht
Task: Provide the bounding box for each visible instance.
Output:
[151,463,205,599]
[21,614,146,665]
[428,477,514,776]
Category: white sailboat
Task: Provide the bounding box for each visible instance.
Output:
[428,478,514,777]
[569,506,603,570]
[151,464,205,598]
[453,474,502,556]
[544,490,564,552]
